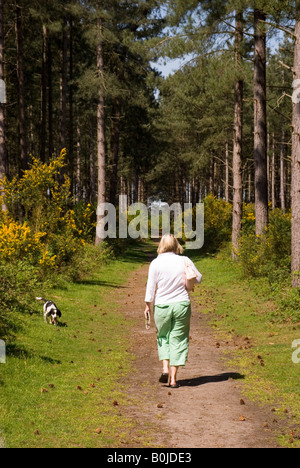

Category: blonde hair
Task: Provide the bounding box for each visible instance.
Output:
[157,235,183,256]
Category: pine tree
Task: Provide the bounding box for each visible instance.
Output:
[253,7,269,235]
[15,3,27,172]
[232,10,244,259]
[291,2,300,288]
[0,0,6,212]
[95,6,106,246]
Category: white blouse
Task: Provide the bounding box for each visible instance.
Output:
[145,252,202,306]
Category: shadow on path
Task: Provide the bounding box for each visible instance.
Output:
[178,372,245,387]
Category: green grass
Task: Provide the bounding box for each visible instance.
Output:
[3,239,300,448]
[0,243,147,448]
[190,249,300,448]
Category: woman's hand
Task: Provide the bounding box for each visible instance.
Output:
[144,303,151,330]
[144,303,151,319]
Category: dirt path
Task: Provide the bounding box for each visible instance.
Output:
[116,256,280,449]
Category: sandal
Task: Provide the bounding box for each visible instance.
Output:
[170,383,180,389]
[159,373,169,384]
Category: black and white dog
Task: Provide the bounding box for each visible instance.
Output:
[36,297,62,326]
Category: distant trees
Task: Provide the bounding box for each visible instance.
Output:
[152,0,300,286]
[0,0,163,219]
[2,0,300,287]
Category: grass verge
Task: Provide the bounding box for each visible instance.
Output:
[0,242,146,448]
[191,249,300,448]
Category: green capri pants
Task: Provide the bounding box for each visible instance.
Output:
[154,301,192,367]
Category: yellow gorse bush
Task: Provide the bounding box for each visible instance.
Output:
[0,217,47,261]
[203,194,232,250]
[0,150,91,272]
[204,194,232,229]
[4,149,69,233]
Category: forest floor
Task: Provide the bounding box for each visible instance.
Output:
[115,245,291,449]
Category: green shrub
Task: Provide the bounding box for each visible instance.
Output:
[238,209,291,279]
[0,261,42,340]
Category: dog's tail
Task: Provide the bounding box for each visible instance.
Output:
[36,297,47,302]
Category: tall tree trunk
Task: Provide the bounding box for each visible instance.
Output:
[40,25,47,163]
[109,99,121,206]
[280,70,286,212]
[254,9,268,235]
[232,11,244,259]
[48,36,53,160]
[225,141,229,203]
[95,13,106,246]
[0,0,6,212]
[271,132,276,209]
[267,132,270,203]
[280,124,286,212]
[75,121,81,201]
[89,135,96,204]
[248,167,252,203]
[69,17,74,194]
[16,5,27,172]
[209,156,214,194]
[291,8,300,288]
[60,17,68,151]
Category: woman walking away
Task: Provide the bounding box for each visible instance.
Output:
[144,235,202,388]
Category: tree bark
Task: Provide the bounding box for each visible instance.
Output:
[280,124,286,212]
[232,11,243,259]
[40,25,47,163]
[16,5,27,172]
[280,70,286,212]
[209,155,214,195]
[89,133,96,204]
[0,0,6,212]
[254,9,268,235]
[60,16,68,151]
[248,167,252,203]
[95,12,106,246]
[69,17,74,194]
[109,99,121,206]
[48,36,53,160]
[76,120,81,201]
[225,141,229,203]
[291,9,300,288]
[271,132,276,210]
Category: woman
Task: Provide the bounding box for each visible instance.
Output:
[144,235,202,388]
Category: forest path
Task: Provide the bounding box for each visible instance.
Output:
[115,249,280,449]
